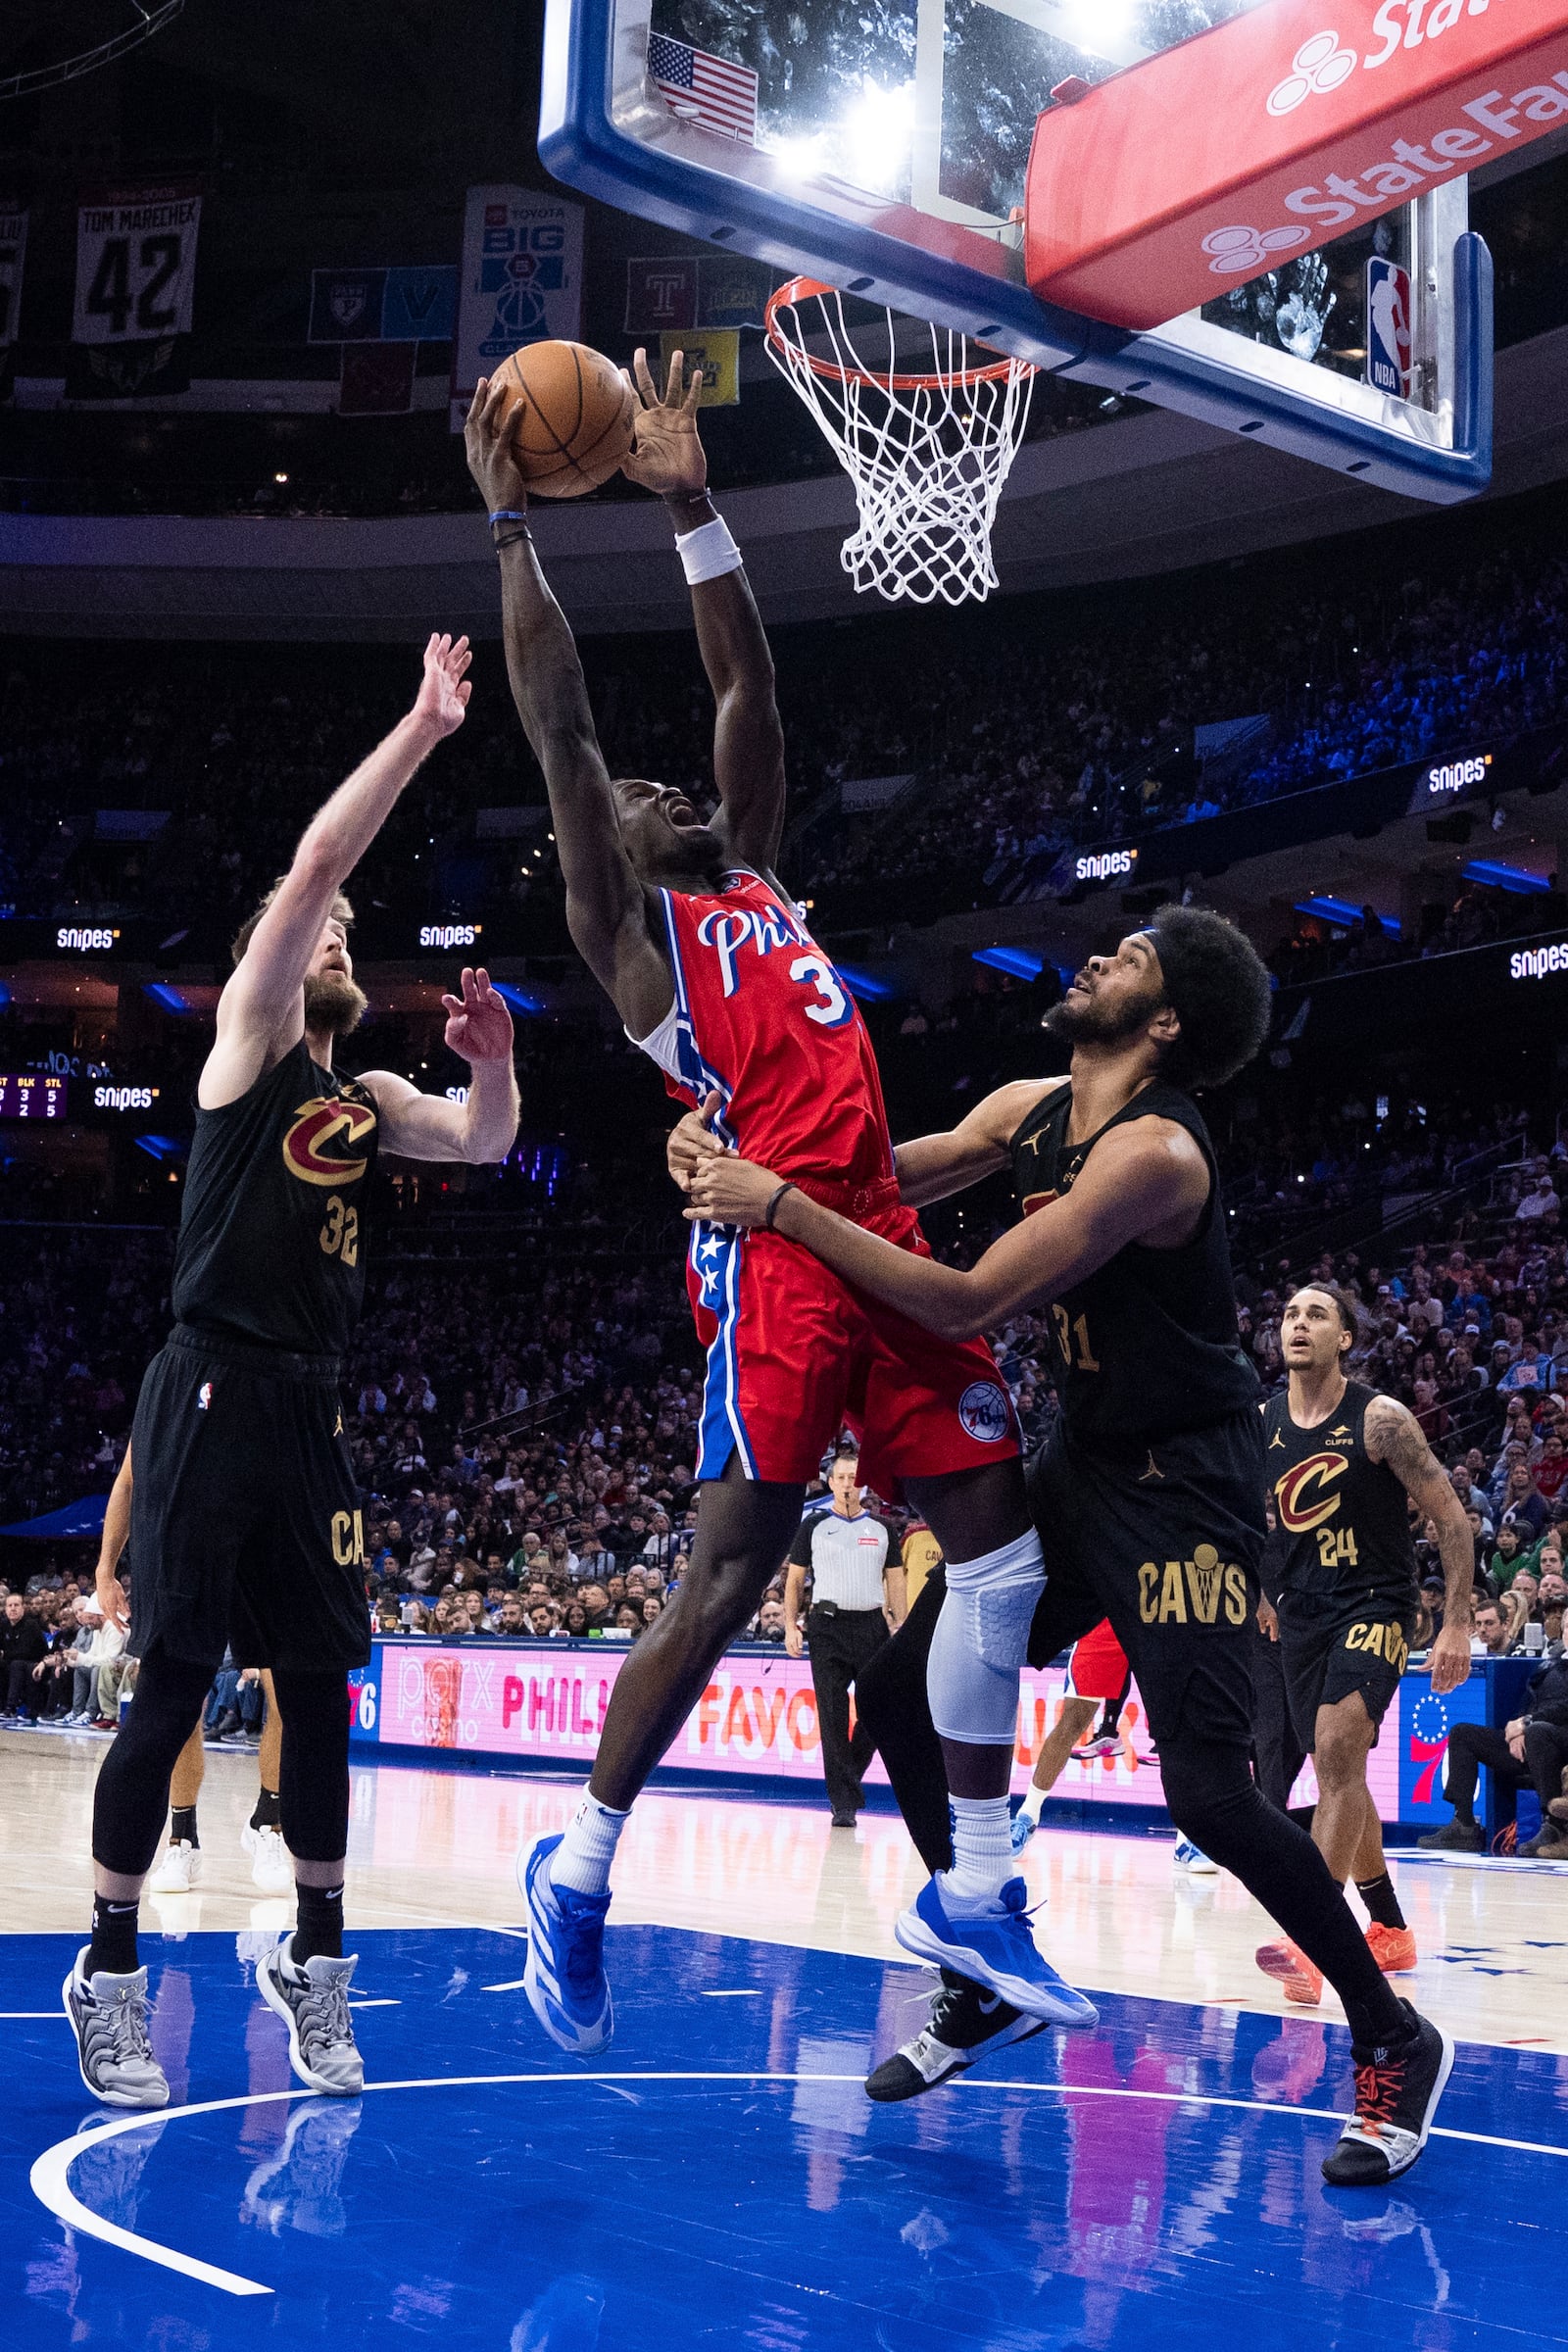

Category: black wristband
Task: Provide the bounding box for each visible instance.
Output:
[763,1181,798,1233]
[492,528,532,554]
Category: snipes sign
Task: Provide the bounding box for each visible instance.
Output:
[1026,0,1568,331]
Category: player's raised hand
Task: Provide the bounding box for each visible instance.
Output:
[465,375,529,512]
[413,632,472,740]
[667,1089,729,1192]
[621,345,707,500]
[442,967,514,1063]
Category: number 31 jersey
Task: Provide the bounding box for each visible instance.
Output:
[1007,1077,1258,1445]
[636,870,896,1189]
[1263,1379,1418,1607]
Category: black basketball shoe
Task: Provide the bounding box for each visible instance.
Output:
[1321,2001,1454,2186]
[865,1969,1049,2103]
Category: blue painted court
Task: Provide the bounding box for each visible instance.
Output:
[4,1924,1565,2349]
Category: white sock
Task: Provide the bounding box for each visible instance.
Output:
[938,1793,1014,1914]
[548,1790,630,1896]
[1019,1784,1046,1824]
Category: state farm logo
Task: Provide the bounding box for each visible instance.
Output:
[1268,29,1357,117]
[1203,222,1311,276]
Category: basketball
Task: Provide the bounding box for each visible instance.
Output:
[491,339,636,499]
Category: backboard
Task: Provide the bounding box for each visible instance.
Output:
[540,0,1493,500]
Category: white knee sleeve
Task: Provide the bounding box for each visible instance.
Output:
[927,1530,1045,1744]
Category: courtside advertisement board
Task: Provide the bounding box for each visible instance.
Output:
[352,1640,1432,1822]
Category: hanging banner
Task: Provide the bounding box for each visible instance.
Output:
[68,179,201,399]
[308,265,457,344]
[451,185,584,432]
[658,327,739,405]
[73,180,201,344]
[0,203,26,349]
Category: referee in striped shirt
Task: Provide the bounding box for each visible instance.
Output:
[784,1447,906,1827]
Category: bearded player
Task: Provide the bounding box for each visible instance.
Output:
[466,353,1097,2058]
[684,910,1453,2187]
[1255,1284,1472,2003]
[66,634,520,2109]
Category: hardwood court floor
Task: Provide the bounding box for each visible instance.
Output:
[5,1723,1567,2052]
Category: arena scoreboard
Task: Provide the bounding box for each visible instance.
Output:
[0,1074,68,1118]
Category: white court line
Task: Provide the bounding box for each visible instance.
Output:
[1,2012,66,2020]
[31,2067,1568,2300]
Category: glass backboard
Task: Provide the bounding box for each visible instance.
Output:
[541,0,1493,499]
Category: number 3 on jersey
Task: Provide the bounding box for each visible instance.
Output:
[789,953,853,1029]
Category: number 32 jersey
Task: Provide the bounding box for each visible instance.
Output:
[636,869,896,1189]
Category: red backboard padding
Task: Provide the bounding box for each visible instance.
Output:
[1026,0,1568,332]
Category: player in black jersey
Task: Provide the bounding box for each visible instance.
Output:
[1255,1285,1472,2005]
[681,906,1453,2185]
[66,632,520,2111]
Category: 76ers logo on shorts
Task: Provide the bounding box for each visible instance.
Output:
[196,1381,213,1411]
[958,1382,1011,1444]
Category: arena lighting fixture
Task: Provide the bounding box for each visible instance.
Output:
[1293,896,1401,931]
[132,1134,182,1162]
[141,981,193,1013]
[973,946,1045,980]
[1461,858,1555,895]
[489,980,544,1015]
[834,963,896,1002]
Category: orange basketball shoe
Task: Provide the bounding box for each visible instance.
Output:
[1254,1936,1323,2005]
[1364,1922,1417,1974]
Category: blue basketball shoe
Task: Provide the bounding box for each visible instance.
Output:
[894,1874,1098,2027]
[518,1833,613,2055]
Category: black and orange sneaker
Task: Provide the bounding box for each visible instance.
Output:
[1321,2001,1453,2186]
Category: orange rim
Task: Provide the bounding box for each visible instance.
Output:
[763,275,1026,391]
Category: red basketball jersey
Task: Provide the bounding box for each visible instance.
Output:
[643,870,894,1188]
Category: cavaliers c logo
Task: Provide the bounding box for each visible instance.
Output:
[283,1096,377,1188]
[1275,1449,1348,1534]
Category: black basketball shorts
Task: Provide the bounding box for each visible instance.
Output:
[1024,1407,1267,1750]
[127,1325,370,1674]
[1277,1591,1415,1751]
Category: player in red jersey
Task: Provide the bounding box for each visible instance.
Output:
[466,356,1096,2056]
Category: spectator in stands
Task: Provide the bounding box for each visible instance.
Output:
[0,1590,47,1720]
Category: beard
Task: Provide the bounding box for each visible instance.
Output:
[1044,984,1157,1052]
[303,970,368,1038]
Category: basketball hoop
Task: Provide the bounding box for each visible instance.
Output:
[763,277,1036,607]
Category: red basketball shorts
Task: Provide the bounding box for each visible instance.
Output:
[685,1175,1019,1495]
[1064,1618,1130,1705]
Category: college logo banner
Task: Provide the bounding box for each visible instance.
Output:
[626,253,772,334]
[0,203,27,350]
[309,265,457,344]
[659,327,739,406]
[451,185,584,432]
[73,180,201,344]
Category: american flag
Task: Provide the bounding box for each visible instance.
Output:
[647,32,758,144]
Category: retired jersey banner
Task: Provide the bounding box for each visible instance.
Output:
[451,185,584,432]
[0,203,27,349]
[74,180,201,344]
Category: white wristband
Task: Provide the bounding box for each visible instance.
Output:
[676,514,743,585]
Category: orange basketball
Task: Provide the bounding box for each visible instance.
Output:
[492,340,637,499]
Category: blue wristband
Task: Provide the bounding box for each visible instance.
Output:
[488,509,528,526]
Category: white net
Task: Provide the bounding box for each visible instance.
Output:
[763,278,1036,608]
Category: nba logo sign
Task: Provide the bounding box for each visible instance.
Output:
[1365,257,1413,401]
[196,1381,213,1411]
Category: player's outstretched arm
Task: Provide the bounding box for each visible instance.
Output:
[685,1118,1208,1339]
[665,1076,1066,1204]
[892,1078,1068,1208]
[95,1444,132,1634]
[466,380,671,1037]
[1363,1397,1474,1696]
[359,967,520,1164]
[203,633,470,1106]
[622,347,785,879]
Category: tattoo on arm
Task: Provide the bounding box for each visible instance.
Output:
[1368,1396,1472,1614]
